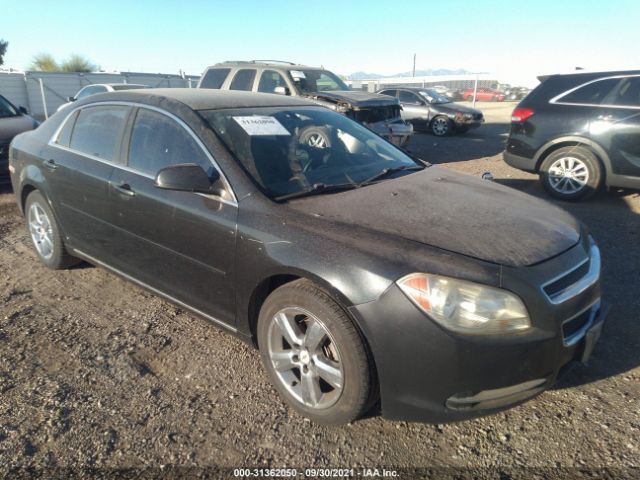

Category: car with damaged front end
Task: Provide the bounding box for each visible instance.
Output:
[10,89,607,425]
[197,60,413,146]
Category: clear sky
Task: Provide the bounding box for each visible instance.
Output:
[3,0,639,87]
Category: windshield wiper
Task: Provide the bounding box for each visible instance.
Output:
[357,165,424,187]
[274,182,357,201]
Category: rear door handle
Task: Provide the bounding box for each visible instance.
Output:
[111,182,136,197]
[44,159,57,170]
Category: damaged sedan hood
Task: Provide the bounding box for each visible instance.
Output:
[305,90,400,108]
[288,167,580,267]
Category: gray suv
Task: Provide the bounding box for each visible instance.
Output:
[197,60,413,146]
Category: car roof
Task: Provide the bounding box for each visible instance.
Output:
[208,60,324,71]
[538,69,640,83]
[83,88,318,111]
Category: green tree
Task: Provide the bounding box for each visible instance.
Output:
[28,53,60,72]
[61,54,97,73]
[0,39,8,66]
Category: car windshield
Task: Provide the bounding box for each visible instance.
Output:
[202,106,422,199]
[0,96,18,117]
[418,90,450,104]
[289,70,350,94]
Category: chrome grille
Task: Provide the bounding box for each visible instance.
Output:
[542,241,600,304]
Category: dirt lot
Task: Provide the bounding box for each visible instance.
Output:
[0,102,639,479]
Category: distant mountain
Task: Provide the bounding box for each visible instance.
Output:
[348,68,473,80]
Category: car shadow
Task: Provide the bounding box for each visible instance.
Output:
[494,177,640,389]
[406,122,511,164]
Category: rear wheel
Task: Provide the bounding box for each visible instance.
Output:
[539,146,602,201]
[257,279,373,425]
[25,191,79,269]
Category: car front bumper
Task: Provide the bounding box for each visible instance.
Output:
[349,280,607,423]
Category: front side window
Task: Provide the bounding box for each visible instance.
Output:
[229,69,257,91]
[69,106,129,161]
[202,107,421,199]
[257,70,288,93]
[557,78,621,105]
[290,70,349,94]
[0,95,18,117]
[399,91,422,105]
[200,68,231,89]
[128,108,212,177]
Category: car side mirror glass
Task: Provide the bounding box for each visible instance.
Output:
[18,106,28,114]
[273,86,290,96]
[155,163,222,195]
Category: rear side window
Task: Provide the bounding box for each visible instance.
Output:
[609,77,640,107]
[200,68,231,89]
[128,108,213,177]
[257,70,288,93]
[229,69,256,91]
[56,110,79,147]
[379,89,397,97]
[557,78,621,105]
[69,106,129,162]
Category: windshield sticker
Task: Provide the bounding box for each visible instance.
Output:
[233,116,291,136]
[290,70,306,80]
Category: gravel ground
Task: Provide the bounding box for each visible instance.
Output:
[0,102,639,479]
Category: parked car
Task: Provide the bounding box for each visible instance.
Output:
[56,83,149,112]
[430,85,464,101]
[504,70,640,200]
[10,89,606,425]
[378,87,483,136]
[197,60,413,146]
[0,94,38,183]
[504,87,531,101]
[462,87,506,102]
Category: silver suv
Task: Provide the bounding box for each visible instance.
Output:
[197,60,413,146]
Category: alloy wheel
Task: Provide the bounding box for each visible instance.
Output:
[28,203,54,260]
[432,117,450,136]
[267,307,344,409]
[547,156,590,195]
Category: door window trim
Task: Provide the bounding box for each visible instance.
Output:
[48,101,238,206]
[549,74,640,110]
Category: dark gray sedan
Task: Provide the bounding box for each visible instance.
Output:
[0,95,38,182]
[378,87,484,136]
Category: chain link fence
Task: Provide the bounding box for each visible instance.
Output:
[0,71,201,120]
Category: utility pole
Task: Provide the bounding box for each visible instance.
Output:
[412,53,416,77]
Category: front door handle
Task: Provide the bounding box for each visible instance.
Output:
[44,159,57,170]
[111,182,136,197]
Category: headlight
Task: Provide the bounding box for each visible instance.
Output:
[397,273,531,334]
[463,113,473,119]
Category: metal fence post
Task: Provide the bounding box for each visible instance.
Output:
[472,75,478,108]
[38,78,48,119]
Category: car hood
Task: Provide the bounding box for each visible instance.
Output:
[432,102,482,115]
[0,115,36,143]
[288,167,580,267]
[305,91,399,108]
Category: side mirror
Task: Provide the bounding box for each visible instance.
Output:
[155,163,222,195]
[67,96,75,102]
[273,86,290,96]
[18,106,28,115]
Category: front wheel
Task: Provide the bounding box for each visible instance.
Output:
[430,116,451,136]
[257,279,373,425]
[539,146,603,201]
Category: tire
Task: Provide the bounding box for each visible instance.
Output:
[257,279,373,425]
[539,146,603,201]
[467,96,474,102]
[25,190,79,269]
[430,116,451,136]
[299,126,331,149]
